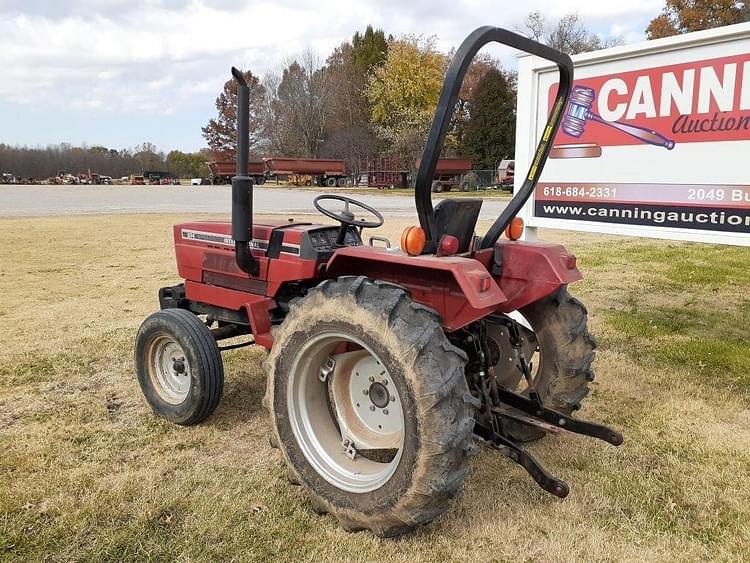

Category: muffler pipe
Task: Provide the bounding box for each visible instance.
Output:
[230,66,259,276]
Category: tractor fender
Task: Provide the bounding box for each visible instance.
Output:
[491,240,582,313]
[325,246,507,330]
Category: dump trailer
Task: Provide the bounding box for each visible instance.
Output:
[208,161,266,185]
[415,157,473,192]
[263,157,347,187]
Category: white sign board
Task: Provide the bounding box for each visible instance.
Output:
[515,22,750,246]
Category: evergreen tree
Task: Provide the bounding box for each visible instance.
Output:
[461,68,516,169]
[352,25,389,76]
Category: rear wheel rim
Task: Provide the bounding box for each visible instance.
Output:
[147,334,191,404]
[287,331,405,493]
[488,314,540,392]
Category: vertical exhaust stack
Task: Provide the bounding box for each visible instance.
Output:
[231,67,259,276]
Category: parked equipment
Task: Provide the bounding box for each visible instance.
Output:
[263,157,348,187]
[144,171,178,185]
[416,157,473,192]
[497,159,515,191]
[366,156,409,189]
[207,161,266,185]
[135,28,621,537]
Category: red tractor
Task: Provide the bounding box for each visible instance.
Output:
[135,27,622,537]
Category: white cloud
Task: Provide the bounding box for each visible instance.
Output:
[0,0,661,148]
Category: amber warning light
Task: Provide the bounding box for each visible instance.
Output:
[400,226,426,256]
[504,217,524,240]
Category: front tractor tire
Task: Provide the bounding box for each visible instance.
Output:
[135,309,224,425]
[266,277,475,537]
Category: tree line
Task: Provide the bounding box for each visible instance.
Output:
[2,2,745,180]
[202,26,521,178]
[201,2,748,178]
[0,142,212,180]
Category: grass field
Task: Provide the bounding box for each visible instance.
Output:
[1,214,749,562]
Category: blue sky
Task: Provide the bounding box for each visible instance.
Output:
[0,0,663,153]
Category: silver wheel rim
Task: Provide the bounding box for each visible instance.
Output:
[147,334,191,404]
[287,332,405,493]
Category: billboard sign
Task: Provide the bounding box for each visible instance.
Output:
[515,23,750,245]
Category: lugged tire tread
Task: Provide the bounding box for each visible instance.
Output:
[135,308,223,426]
[266,276,475,537]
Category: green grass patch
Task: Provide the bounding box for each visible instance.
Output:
[659,338,750,389]
[578,240,750,291]
[605,304,750,393]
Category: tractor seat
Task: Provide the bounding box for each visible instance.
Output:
[432,199,482,253]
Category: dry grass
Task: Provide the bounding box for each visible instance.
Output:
[1,213,750,561]
[262,182,513,199]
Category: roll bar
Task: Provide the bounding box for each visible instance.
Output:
[414,27,573,250]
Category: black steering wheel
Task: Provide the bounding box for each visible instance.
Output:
[313,194,384,245]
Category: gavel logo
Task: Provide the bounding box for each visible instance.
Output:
[561,85,675,150]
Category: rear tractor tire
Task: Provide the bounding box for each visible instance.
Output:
[135,309,224,425]
[489,287,596,442]
[266,276,475,537]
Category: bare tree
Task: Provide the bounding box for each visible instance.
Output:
[523,11,546,42]
[259,71,286,156]
[318,126,380,184]
[133,142,164,171]
[325,42,366,130]
[267,50,328,157]
[519,11,623,54]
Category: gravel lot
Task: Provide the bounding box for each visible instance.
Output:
[0,184,509,219]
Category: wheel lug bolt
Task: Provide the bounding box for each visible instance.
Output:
[383,409,389,415]
[383,380,388,386]
[368,376,375,382]
[363,389,369,395]
[370,405,376,411]
[390,396,395,402]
